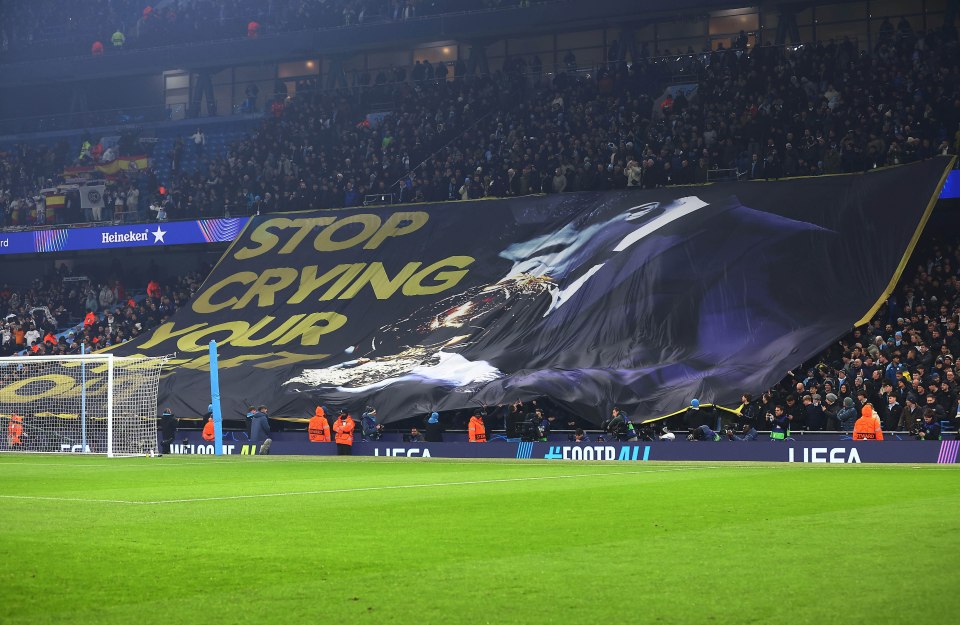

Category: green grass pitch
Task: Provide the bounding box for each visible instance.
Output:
[0,456,957,625]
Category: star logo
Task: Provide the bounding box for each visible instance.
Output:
[151,226,167,244]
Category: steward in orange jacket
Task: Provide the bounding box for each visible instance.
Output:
[468,413,487,442]
[84,311,97,327]
[8,414,23,446]
[852,404,884,440]
[308,407,331,442]
[202,417,215,441]
[332,411,355,455]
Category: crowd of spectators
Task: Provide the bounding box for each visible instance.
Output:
[6,20,960,228]
[0,1,544,61]
[0,262,206,357]
[155,24,960,219]
[744,237,960,434]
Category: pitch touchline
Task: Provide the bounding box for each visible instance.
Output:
[0,466,705,505]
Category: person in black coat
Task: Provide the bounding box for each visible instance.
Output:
[159,407,177,454]
[424,411,443,442]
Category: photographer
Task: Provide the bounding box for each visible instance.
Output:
[361,406,383,441]
[913,410,942,441]
[687,424,721,441]
[569,428,590,443]
[725,422,758,441]
[602,407,638,442]
[766,404,792,440]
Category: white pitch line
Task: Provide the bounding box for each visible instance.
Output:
[0,495,143,504]
[0,466,706,506]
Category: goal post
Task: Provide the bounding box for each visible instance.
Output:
[0,354,169,457]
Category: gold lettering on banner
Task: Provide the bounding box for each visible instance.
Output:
[338,262,423,300]
[233,211,430,258]
[191,272,257,313]
[402,256,475,295]
[274,313,348,346]
[312,214,382,252]
[364,211,429,249]
[176,321,253,352]
[232,268,298,309]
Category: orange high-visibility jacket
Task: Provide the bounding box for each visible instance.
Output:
[202,419,215,441]
[308,408,331,442]
[333,415,355,445]
[468,415,487,442]
[8,414,23,445]
[852,405,884,440]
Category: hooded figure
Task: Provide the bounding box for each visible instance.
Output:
[836,396,858,432]
[682,398,711,429]
[852,404,884,440]
[425,411,443,442]
[308,406,331,442]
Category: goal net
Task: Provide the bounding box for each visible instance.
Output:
[0,354,169,457]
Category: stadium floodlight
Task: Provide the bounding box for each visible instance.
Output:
[0,354,169,457]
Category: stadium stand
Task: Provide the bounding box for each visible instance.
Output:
[0,0,958,435]
[0,1,548,63]
[4,21,959,227]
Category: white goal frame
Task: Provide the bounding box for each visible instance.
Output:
[0,353,168,457]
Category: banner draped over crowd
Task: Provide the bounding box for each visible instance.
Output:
[114,158,952,424]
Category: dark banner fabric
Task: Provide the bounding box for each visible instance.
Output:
[114,158,952,424]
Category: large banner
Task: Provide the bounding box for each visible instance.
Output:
[111,158,951,424]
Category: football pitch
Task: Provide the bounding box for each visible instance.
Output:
[0,456,957,625]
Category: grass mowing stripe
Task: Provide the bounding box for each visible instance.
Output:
[0,465,707,505]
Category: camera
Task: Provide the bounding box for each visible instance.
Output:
[910,418,924,437]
